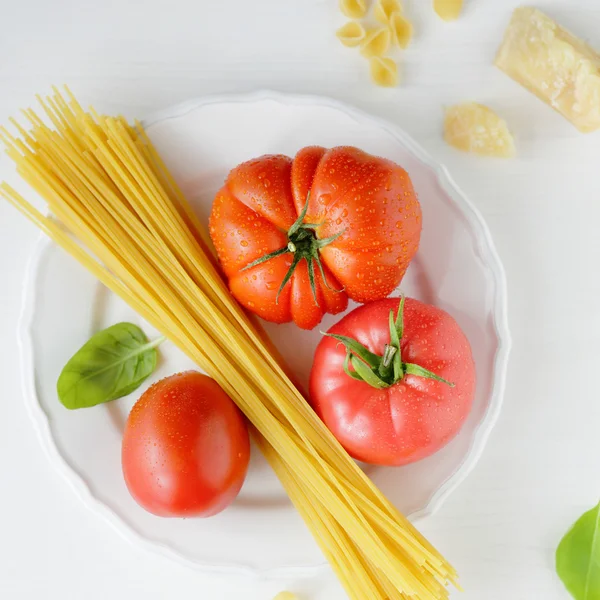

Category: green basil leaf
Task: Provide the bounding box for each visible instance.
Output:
[57,323,164,410]
[556,502,600,599]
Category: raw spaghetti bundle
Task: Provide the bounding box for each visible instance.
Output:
[0,87,458,600]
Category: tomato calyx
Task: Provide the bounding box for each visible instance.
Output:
[325,296,456,389]
[241,193,345,305]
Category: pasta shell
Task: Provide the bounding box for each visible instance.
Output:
[433,0,463,22]
[360,28,391,58]
[389,11,413,49]
[336,21,367,47]
[339,0,368,19]
[370,57,399,87]
[374,0,401,24]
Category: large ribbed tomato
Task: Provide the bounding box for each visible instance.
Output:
[309,298,476,466]
[209,146,421,330]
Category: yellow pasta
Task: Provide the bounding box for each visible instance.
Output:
[389,11,413,48]
[0,88,458,600]
[374,0,401,24]
[336,21,367,47]
[370,57,400,86]
[433,0,463,22]
[360,27,391,58]
[339,0,368,19]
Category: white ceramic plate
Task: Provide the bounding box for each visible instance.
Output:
[18,91,510,577]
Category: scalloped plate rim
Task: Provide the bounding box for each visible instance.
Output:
[16,90,511,578]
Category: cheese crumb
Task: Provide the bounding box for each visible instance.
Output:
[444,103,516,158]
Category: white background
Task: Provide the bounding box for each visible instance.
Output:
[1,0,599,598]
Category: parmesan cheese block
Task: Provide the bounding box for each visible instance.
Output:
[495,7,600,133]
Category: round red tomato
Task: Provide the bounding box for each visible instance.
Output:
[122,371,250,517]
[309,297,476,466]
[209,146,421,330]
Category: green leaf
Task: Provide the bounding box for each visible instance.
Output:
[350,356,388,389]
[389,310,400,349]
[403,362,455,387]
[395,295,405,339]
[393,351,402,381]
[288,191,310,237]
[557,502,600,600]
[57,323,164,410]
[276,252,302,304]
[314,254,344,293]
[315,228,346,249]
[343,352,364,381]
[240,245,289,271]
[307,258,319,306]
[323,332,381,368]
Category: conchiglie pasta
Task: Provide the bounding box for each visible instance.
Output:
[336,21,367,47]
[370,57,399,87]
[374,0,401,24]
[433,0,463,21]
[339,0,368,19]
[360,28,391,58]
[389,11,413,48]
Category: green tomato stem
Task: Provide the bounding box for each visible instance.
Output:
[238,192,345,305]
[328,295,455,390]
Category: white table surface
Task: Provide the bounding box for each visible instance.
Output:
[1,1,599,598]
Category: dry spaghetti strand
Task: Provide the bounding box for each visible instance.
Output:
[0,88,457,600]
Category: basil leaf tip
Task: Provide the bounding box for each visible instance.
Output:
[57,322,164,410]
[556,502,600,600]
